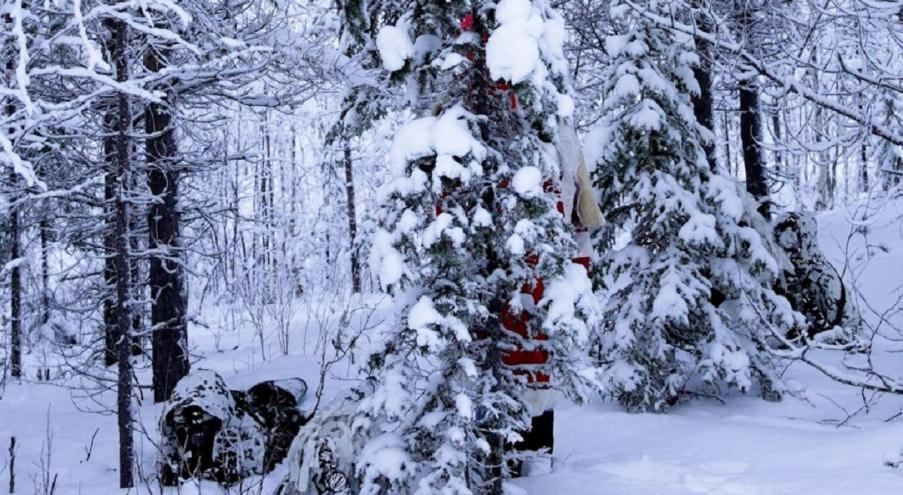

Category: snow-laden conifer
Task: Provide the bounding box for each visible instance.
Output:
[288,0,600,492]
[590,0,803,412]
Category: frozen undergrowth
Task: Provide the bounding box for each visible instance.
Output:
[1,202,903,494]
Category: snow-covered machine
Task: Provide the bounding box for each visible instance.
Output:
[246,378,309,469]
[773,212,861,343]
[159,370,308,485]
[275,379,378,495]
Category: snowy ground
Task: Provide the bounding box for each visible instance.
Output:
[2,200,903,494]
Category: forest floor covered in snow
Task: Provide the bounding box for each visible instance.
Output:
[2,199,903,494]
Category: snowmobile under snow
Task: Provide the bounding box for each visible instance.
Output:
[159,370,309,486]
[773,212,861,344]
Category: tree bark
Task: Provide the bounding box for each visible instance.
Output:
[692,6,717,171]
[145,44,190,404]
[103,17,135,488]
[3,10,21,379]
[103,122,118,366]
[735,3,769,217]
[722,111,733,176]
[740,80,767,199]
[343,139,361,293]
[9,172,21,379]
[40,216,50,326]
[860,139,869,193]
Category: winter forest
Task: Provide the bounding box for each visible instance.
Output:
[2,0,903,493]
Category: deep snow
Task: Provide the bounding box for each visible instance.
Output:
[1,199,902,494]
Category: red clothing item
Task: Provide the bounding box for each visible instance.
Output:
[500,256,590,386]
[432,107,591,387]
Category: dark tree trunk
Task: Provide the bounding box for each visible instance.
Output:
[692,6,717,171]
[739,79,769,210]
[722,111,733,176]
[263,114,275,296]
[736,4,769,217]
[145,45,190,404]
[40,216,50,325]
[3,10,21,379]
[9,172,21,379]
[114,139,135,490]
[860,139,869,193]
[343,139,361,293]
[103,114,119,366]
[103,17,135,489]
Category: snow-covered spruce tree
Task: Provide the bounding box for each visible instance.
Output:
[589,0,803,412]
[288,0,600,493]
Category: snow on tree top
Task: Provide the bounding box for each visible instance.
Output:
[486,0,564,84]
[376,22,414,72]
[360,433,412,483]
[408,296,443,350]
[678,212,723,248]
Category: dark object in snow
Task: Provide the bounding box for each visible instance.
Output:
[773,212,861,342]
[159,370,308,486]
[159,370,266,485]
[510,409,554,477]
[246,378,309,469]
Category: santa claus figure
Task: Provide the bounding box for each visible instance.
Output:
[502,121,603,476]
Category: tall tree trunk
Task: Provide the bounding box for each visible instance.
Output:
[129,209,143,356]
[261,113,276,298]
[145,44,189,403]
[736,4,769,216]
[692,5,716,171]
[103,118,119,366]
[264,114,276,297]
[3,10,22,379]
[860,139,869,193]
[40,216,50,326]
[8,172,21,379]
[289,129,299,240]
[103,17,135,489]
[343,138,361,293]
